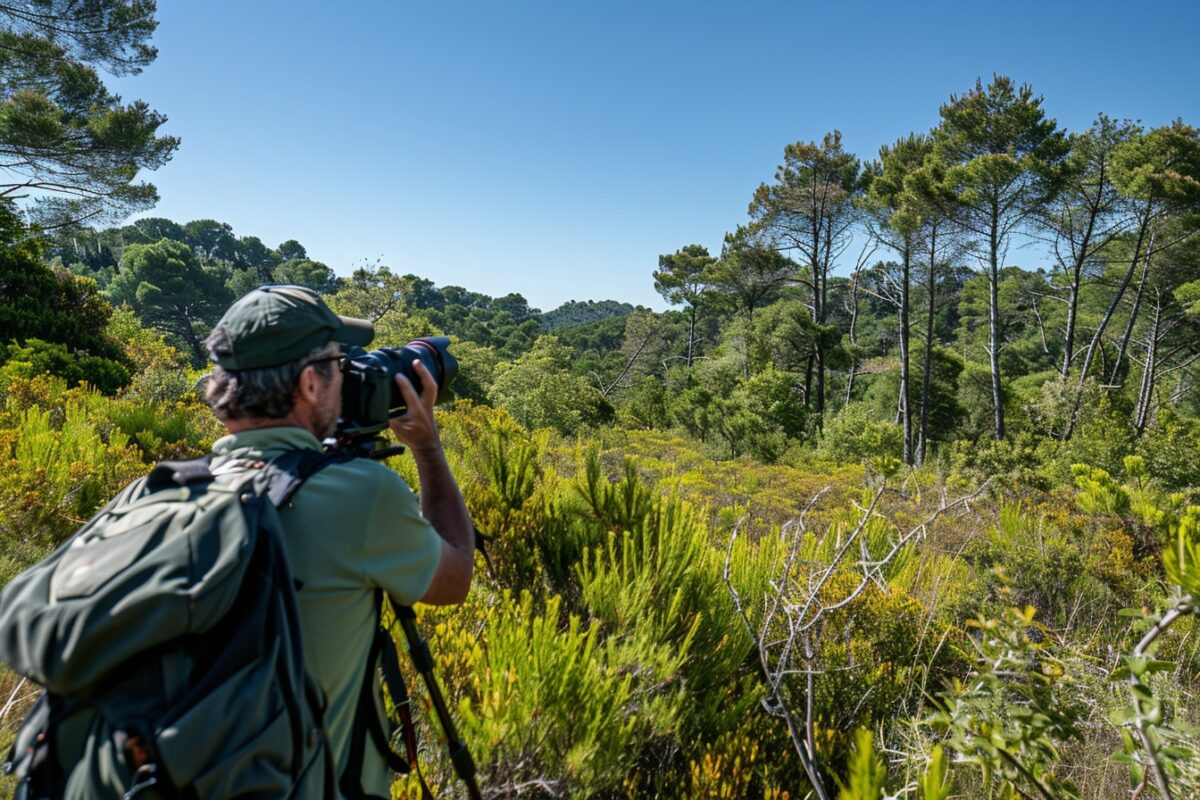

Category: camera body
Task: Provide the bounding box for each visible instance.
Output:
[337,337,458,442]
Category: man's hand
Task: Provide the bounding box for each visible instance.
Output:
[387,358,475,605]
[389,359,442,454]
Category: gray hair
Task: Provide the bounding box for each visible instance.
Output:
[203,325,335,421]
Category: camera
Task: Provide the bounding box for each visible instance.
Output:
[337,337,459,444]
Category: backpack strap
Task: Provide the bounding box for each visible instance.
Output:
[145,455,215,489]
[262,448,353,509]
[340,591,434,800]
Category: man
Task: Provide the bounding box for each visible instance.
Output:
[201,285,474,797]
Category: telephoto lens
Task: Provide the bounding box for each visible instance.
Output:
[339,337,459,438]
[379,337,459,409]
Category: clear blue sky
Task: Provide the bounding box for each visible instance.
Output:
[111,0,1200,312]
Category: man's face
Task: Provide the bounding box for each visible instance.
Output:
[308,345,344,439]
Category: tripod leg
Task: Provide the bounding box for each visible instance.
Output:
[395,606,483,800]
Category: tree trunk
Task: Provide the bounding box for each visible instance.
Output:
[1110,240,1154,386]
[1031,296,1051,355]
[845,271,861,404]
[1134,291,1162,436]
[177,308,205,366]
[917,224,938,466]
[815,351,825,429]
[899,247,912,463]
[1061,277,1080,379]
[988,218,1005,439]
[1059,186,1102,378]
[686,303,697,369]
[1064,212,1152,439]
[813,218,831,428]
[804,354,815,408]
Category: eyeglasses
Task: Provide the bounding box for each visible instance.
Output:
[303,354,349,374]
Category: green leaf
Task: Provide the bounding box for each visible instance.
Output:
[1131,683,1154,701]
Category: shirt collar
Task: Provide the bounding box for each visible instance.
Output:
[212,426,324,457]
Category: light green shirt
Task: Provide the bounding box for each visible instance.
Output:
[212,427,440,797]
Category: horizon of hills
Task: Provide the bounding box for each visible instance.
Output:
[47,215,651,323]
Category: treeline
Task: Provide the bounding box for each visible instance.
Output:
[30,215,637,366]
[19,76,1198,491]
[641,78,1200,471]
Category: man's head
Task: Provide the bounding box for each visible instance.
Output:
[203,286,374,435]
[207,285,373,371]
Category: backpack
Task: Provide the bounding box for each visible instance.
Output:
[0,449,342,799]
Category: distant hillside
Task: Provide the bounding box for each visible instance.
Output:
[540,299,638,330]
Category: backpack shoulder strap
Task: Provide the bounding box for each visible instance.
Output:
[146,455,215,489]
[262,448,354,509]
[340,590,432,800]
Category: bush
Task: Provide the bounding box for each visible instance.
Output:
[434,592,641,798]
[104,399,218,461]
[968,503,1120,628]
[489,337,613,435]
[105,307,195,404]
[818,402,902,464]
[943,433,1049,494]
[1137,409,1200,492]
[0,376,146,548]
[0,339,130,395]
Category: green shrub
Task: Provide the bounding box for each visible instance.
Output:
[0,338,130,395]
[818,402,902,464]
[105,306,194,404]
[488,337,613,435]
[927,607,1084,800]
[447,592,639,798]
[1137,409,1200,492]
[969,503,1110,627]
[944,432,1049,494]
[0,376,145,547]
[104,398,217,461]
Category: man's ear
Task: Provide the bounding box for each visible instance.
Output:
[295,365,321,405]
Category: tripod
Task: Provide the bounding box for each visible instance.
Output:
[392,605,483,800]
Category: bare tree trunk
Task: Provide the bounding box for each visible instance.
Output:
[1110,243,1153,386]
[899,248,913,463]
[1030,295,1051,355]
[815,352,826,430]
[988,220,1005,439]
[601,336,652,398]
[804,354,815,408]
[917,226,939,466]
[686,303,697,369]
[845,271,861,404]
[1061,277,1080,379]
[814,219,832,428]
[1134,291,1162,436]
[1058,184,1104,378]
[1064,216,1152,439]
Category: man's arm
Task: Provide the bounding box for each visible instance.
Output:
[389,360,474,605]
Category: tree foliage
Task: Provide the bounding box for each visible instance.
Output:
[107,238,231,365]
[0,0,178,226]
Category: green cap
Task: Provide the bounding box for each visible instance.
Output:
[210,285,374,370]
